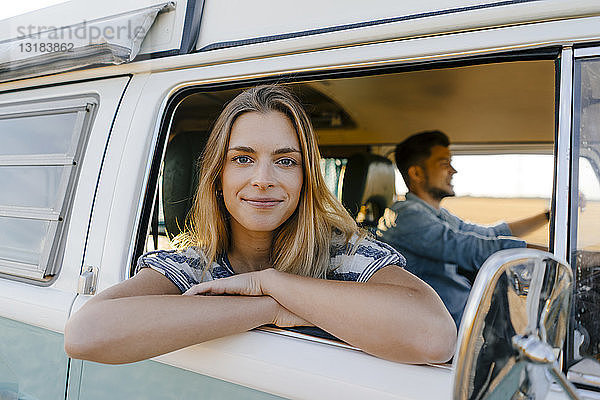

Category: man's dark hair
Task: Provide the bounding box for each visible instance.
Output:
[395,130,450,186]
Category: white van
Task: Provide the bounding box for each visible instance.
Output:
[1,1,600,399]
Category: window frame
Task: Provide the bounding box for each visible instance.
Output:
[132,46,562,351]
[567,48,600,390]
[0,96,97,281]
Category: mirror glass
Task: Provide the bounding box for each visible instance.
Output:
[453,249,573,400]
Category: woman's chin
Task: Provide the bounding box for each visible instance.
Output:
[235,219,284,234]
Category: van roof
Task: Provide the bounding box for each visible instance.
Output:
[1,0,599,82]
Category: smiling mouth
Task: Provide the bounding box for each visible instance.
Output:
[242,198,283,208]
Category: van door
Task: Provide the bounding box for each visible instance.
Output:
[0,76,130,400]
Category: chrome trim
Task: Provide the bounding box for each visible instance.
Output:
[257,326,359,351]
[0,154,73,166]
[525,257,545,334]
[574,46,600,58]
[0,259,45,280]
[0,105,88,119]
[125,93,176,281]
[77,265,99,295]
[554,47,573,261]
[0,206,60,221]
[453,248,572,400]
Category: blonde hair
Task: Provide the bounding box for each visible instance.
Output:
[175,85,359,278]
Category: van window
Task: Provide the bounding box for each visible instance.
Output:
[571,56,600,368]
[320,158,347,199]
[140,58,555,345]
[444,153,553,247]
[0,98,96,280]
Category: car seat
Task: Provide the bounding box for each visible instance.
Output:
[162,131,209,239]
[341,153,396,230]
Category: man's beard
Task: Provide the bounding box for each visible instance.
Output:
[424,174,454,201]
[427,187,454,202]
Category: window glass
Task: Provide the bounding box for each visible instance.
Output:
[0,166,70,210]
[0,112,78,155]
[320,158,347,199]
[572,56,600,363]
[0,217,51,266]
[0,100,94,280]
[445,154,552,246]
[451,154,554,198]
[394,153,553,246]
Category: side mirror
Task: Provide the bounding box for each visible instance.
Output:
[452,248,580,400]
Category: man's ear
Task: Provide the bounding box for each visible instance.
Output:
[408,165,425,185]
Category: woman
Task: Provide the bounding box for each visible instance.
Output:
[65,85,456,364]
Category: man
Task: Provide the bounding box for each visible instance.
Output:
[376,131,549,327]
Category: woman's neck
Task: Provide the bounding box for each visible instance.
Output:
[228,221,274,273]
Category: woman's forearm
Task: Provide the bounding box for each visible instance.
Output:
[65,294,276,364]
[260,268,456,364]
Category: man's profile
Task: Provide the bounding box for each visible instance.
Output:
[376,131,549,327]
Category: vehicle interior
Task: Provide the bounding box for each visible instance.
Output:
[139,56,600,363]
[150,58,556,249]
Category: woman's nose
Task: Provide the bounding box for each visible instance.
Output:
[251,162,275,189]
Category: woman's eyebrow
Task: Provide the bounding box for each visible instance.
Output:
[228,146,255,153]
[272,147,301,155]
[227,146,301,155]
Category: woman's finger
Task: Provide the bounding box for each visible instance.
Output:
[183,283,214,296]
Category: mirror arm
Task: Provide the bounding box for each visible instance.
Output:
[512,335,581,400]
[550,364,581,400]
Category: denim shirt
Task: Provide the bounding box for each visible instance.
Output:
[376,192,526,327]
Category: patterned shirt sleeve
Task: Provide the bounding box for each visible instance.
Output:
[135,248,207,293]
[328,234,406,283]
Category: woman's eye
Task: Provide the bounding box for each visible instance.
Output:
[276,158,298,167]
[233,155,252,164]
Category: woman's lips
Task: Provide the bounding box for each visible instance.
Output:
[242,198,283,208]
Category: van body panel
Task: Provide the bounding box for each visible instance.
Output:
[1,13,599,92]
[80,73,151,287]
[196,0,600,51]
[0,317,67,400]
[1,3,600,399]
[151,331,452,400]
[0,77,129,399]
[71,292,454,399]
[0,76,129,289]
[0,281,74,333]
[75,356,284,400]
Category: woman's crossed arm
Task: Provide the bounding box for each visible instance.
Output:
[184,266,457,364]
[66,265,456,365]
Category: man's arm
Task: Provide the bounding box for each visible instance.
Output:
[507,211,549,237]
[378,207,525,272]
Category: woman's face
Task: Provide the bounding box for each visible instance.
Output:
[221,111,303,235]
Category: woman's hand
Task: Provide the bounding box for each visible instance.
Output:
[271,303,313,327]
[183,270,268,296]
[183,270,311,327]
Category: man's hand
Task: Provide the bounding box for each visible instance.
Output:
[526,243,549,251]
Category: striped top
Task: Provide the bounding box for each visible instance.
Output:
[136,233,406,293]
